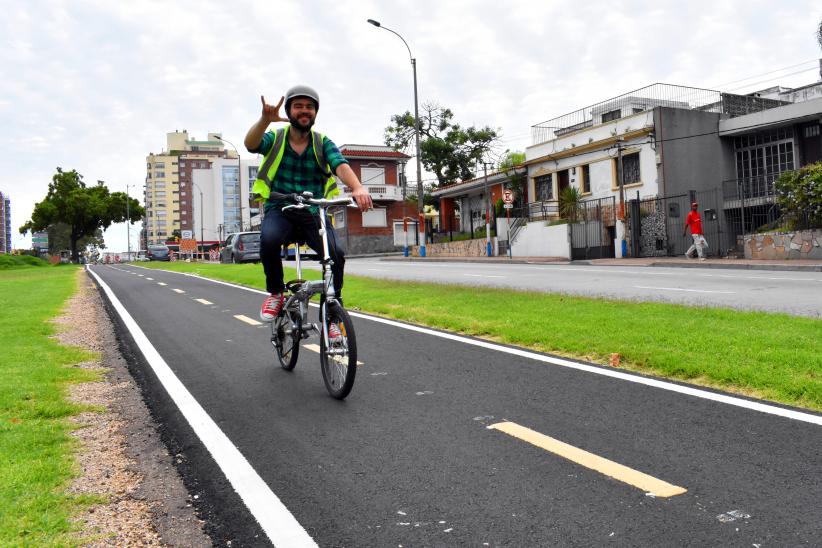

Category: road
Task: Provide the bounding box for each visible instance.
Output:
[89,264,822,547]
[325,258,822,318]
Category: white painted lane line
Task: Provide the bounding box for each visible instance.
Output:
[194,298,213,305]
[464,274,505,278]
[303,343,364,366]
[146,277,154,281]
[85,266,318,547]
[234,315,262,326]
[488,421,687,498]
[633,285,735,294]
[172,289,185,294]
[138,267,822,426]
[157,282,167,286]
[138,274,145,277]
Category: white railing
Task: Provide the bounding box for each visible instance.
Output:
[341,184,404,201]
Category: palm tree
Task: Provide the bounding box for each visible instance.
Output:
[559,186,582,222]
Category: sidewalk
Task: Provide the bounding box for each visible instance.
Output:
[382,255,822,272]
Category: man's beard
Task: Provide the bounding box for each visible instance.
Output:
[289,115,315,133]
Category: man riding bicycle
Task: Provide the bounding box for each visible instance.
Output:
[245,85,372,330]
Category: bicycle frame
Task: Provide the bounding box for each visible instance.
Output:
[278,193,353,347]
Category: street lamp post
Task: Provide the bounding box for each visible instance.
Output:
[191,181,205,260]
[367,18,426,257]
[215,135,244,232]
[125,183,132,261]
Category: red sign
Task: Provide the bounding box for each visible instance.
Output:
[503,189,514,204]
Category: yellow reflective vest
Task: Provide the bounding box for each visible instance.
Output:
[251,126,339,202]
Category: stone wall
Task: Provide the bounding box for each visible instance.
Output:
[411,237,492,257]
[345,235,399,255]
[744,230,822,260]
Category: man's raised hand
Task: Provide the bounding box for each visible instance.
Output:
[261,95,289,124]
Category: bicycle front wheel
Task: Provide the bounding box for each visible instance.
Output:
[320,303,357,399]
[273,307,301,371]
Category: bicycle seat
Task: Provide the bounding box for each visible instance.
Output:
[285,279,307,292]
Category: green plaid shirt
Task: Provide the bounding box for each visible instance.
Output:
[251,129,348,213]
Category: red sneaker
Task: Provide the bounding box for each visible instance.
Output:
[260,294,284,322]
[328,322,343,342]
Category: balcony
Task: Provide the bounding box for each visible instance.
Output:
[341,184,404,201]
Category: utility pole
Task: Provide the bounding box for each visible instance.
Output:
[483,162,493,257]
[616,138,627,258]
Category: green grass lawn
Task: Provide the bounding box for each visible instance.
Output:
[0,263,100,545]
[141,260,822,411]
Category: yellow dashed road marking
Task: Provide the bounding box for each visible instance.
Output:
[488,421,687,498]
[303,343,363,366]
[234,315,262,326]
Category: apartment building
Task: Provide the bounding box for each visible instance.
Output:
[0,191,10,253]
[143,130,235,246]
[191,157,260,244]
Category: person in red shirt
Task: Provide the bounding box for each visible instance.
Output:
[683,202,708,260]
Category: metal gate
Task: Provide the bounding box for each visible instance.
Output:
[570,196,616,260]
[628,190,723,257]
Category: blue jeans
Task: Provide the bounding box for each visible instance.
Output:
[260,208,346,296]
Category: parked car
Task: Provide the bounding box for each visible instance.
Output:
[146,244,171,261]
[220,232,261,264]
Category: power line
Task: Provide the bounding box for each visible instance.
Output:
[711,58,819,88]
[724,67,819,93]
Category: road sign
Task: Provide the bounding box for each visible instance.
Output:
[504,203,513,209]
[182,230,193,240]
[503,189,514,204]
[32,231,49,249]
[180,239,198,253]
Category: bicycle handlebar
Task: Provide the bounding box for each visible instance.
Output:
[269,190,356,208]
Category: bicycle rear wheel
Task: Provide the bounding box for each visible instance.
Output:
[320,302,357,399]
[273,306,301,371]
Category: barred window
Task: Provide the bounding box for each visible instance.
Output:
[534,174,553,201]
[621,152,640,184]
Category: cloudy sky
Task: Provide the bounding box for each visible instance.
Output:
[2,0,821,252]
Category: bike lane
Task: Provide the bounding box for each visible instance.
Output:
[89,264,822,547]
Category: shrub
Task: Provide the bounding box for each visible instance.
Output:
[0,254,50,269]
[775,162,822,229]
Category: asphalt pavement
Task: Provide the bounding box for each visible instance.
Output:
[89,263,822,547]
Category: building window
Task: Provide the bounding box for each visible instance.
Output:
[805,125,820,138]
[362,208,387,227]
[361,166,386,185]
[621,152,641,185]
[602,109,621,122]
[735,129,794,181]
[534,174,553,201]
[332,209,345,228]
[581,164,591,194]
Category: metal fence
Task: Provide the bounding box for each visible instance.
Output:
[531,83,789,145]
[569,196,616,259]
[627,184,785,258]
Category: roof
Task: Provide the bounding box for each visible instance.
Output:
[430,166,526,197]
[340,145,410,159]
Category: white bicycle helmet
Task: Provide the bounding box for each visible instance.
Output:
[285,84,320,113]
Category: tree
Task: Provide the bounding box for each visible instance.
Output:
[817,18,822,50]
[20,168,143,263]
[46,223,105,255]
[775,162,822,230]
[385,103,499,187]
[499,150,527,206]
